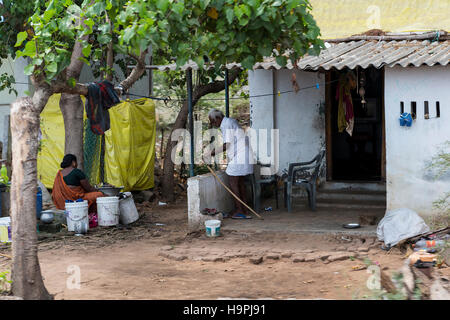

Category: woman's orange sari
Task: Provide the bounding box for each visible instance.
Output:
[52,171,104,213]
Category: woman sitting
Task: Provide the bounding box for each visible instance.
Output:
[52,154,104,213]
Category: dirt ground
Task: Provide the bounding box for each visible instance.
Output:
[0,198,448,300]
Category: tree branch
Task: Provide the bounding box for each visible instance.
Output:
[119,50,148,92]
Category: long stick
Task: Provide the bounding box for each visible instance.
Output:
[0,253,12,259]
[206,165,263,220]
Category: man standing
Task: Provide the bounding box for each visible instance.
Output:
[208,109,254,219]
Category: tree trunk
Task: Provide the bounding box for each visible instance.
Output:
[10,93,52,300]
[161,69,241,202]
[60,94,84,170]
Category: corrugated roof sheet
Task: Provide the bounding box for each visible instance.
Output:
[255,40,450,70]
[136,40,449,72]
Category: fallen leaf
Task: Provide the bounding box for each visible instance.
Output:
[351,264,367,271]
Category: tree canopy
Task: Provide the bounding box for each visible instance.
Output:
[11,0,323,91]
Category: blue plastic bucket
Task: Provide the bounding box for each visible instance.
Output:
[36,187,42,219]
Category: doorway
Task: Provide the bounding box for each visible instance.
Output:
[326,67,385,181]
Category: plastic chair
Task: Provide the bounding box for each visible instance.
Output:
[250,163,279,213]
[284,150,325,212]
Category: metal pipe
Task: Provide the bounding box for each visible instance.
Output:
[186,68,195,177]
[225,69,230,117]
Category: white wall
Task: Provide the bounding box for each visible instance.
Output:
[187,171,233,231]
[249,69,325,174]
[385,65,450,216]
[0,57,31,153]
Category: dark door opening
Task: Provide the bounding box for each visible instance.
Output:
[328,67,384,181]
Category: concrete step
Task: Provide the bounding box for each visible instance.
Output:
[320,181,386,193]
[316,201,386,210]
[316,189,386,202]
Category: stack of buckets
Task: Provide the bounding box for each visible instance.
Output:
[64,192,139,234]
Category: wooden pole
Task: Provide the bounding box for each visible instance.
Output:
[206,165,263,219]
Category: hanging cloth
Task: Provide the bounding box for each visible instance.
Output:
[336,73,355,136]
[85,80,120,135]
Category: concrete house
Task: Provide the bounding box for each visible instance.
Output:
[248,1,450,217]
[249,38,450,217]
[186,0,450,231]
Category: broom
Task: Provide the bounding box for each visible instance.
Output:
[206,165,263,220]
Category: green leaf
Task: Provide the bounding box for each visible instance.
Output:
[241,56,255,70]
[22,41,37,58]
[257,44,272,57]
[199,0,211,10]
[287,0,303,10]
[84,18,94,29]
[15,32,28,48]
[239,17,249,26]
[23,64,34,76]
[97,33,112,45]
[156,0,170,13]
[225,7,234,24]
[46,61,58,73]
[82,44,92,58]
[43,9,56,22]
[122,27,136,44]
[68,77,76,88]
[285,15,298,28]
[172,2,184,16]
[272,0,282,7]
[78,57,90,66]
[275,55,287,67]
[234,6,244,20]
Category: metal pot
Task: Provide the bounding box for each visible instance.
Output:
[40,211,54,224]
[98,186,123,197]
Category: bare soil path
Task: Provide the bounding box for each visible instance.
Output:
[1,198,448,299]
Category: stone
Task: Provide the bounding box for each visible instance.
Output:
[37,221,62,233]
[161,245,174,251]
[249,256,263,265]
[266,254,280,260]
[300,249,316,253]
[327,253,352,262]
[369,242,381,250]
[172,254,188,261]
[292,255,305,263]
[224,252,238,259]
[202,256,224,262]
[141,190,156,202]
[158,251,187,261]
[281,252,293,258]
[304,254,316,262]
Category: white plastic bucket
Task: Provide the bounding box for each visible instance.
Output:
[119,192,139,225]
[65,201,89,234]
[205,219,221,237]
[97,196,120,226]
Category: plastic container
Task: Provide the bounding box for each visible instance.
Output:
[36,187,43,219]
[0,217,11,243]
[97,196,120,226]
[205,219,221,237]
[65,200,89,234]
[413,239,446,250]
[119,192,139,225]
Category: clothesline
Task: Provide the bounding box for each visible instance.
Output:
[10,79,341,103]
